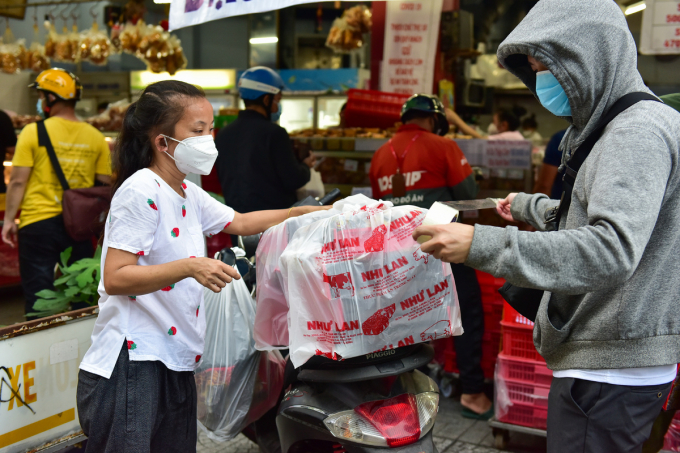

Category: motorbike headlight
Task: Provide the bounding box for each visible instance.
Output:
[323,392,439,448]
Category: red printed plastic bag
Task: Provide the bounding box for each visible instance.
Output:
[279,197,463,367]
[254,195,375,350]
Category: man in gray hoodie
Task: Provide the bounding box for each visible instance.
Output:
[414,0,680,451]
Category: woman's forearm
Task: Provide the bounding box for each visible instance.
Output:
[227,210,288,236]
[226,206,330,236]
[104,258,193,296]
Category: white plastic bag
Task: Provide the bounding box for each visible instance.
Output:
[195,275,284,441]
[254,195,371,350]
[297,168,325,200]
[280,197,463,367]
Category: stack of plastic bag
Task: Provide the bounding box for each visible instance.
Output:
[276,196,462,368]
[254,198,358,350]
[195,272,284,442]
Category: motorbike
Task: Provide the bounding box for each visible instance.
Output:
[216,189,442,453]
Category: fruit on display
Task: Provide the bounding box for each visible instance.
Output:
[85,100,130,132]
[290,127,397,139]
[114,20,186,75]
[326,5,372,53]
[11,114,42,129]
[79,23,112,66]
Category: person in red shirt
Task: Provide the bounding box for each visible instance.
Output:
[369,94,493,419]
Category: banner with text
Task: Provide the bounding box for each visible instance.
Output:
[380,0,443,95]
[170,0,397,31]
[640,0,680,54]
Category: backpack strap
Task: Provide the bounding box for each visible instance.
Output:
[36,120,70,192]
[545,92,660,226]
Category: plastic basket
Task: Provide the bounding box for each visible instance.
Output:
[504,378,550,408]
[344,89,410,129]
[502,302,535,327]
[497,353,552,387]
[664,414,680,452]
[483,303,504,332]
[501,323,545,362]
[476,270,506,288]
[497,401,548,430]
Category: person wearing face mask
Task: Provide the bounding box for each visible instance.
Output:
[411,0,680,451]
[369,95,492,419]
[1,69,111,319]
[76,80,328,452]
[215,66,313,214]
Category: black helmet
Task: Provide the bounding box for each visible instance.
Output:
[400,94,449,136]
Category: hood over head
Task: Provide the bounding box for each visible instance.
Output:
[497,0,653,156]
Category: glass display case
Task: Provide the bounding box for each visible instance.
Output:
[279,96,315,132]
[317,95,347,130]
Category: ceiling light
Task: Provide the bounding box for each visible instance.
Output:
[153,0,172,3]
[249,37,278,44]
[625,1,646,15]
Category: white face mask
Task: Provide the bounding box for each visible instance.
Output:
[487,123,499,135]
[161,134,218,175]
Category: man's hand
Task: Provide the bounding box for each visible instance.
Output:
[496,193,518,222]
[412,223,475,264]
[303,153,317,168]
[1,221,18,248]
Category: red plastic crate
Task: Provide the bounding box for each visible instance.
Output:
[483,303,504,332]
[663,414,680,452]
[502,302,535,327]
[476,270,505,289]
[501,323,545,362]
[504,379,550,408]
[497,353,552,387]
[497,401,548,430]
[344,89,410,129]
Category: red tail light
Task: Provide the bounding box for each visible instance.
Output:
[354,394,421,447]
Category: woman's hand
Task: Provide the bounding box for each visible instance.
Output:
[189,258,241,293]
[496,193,518,222]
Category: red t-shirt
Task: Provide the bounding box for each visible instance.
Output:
[369,124,478,208]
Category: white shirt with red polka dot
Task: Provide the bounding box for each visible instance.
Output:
[80,168,235,378]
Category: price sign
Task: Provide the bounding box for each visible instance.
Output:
[640,0,680,54]
[380,0,443,94]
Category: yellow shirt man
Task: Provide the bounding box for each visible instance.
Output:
[12,116,112,228]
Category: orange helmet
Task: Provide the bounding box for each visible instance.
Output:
[29,68,82,101]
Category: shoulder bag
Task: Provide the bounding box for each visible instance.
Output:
[37,120,112,242]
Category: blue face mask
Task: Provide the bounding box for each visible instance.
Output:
[36,99,46,119]
[270,102,282,123]
[536,70,572,117]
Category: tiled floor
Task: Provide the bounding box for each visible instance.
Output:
[196,397,549,453]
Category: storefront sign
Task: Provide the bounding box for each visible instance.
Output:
[169,0,394,31]
[380,0,443,95]
[0,315,97,452]
[640,0,680,54]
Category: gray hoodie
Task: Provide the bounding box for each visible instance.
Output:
[465,0,680,371]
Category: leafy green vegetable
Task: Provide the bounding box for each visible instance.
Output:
[28,246,102,318]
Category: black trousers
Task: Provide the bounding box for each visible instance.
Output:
[547,377,672,453]
[77,342,197,453]
[451,263,485,395]
[18,215,93,317]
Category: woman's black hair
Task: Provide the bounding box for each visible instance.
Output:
[494,106,525,131]
[522,113,538,130]
[112,80,205,195]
